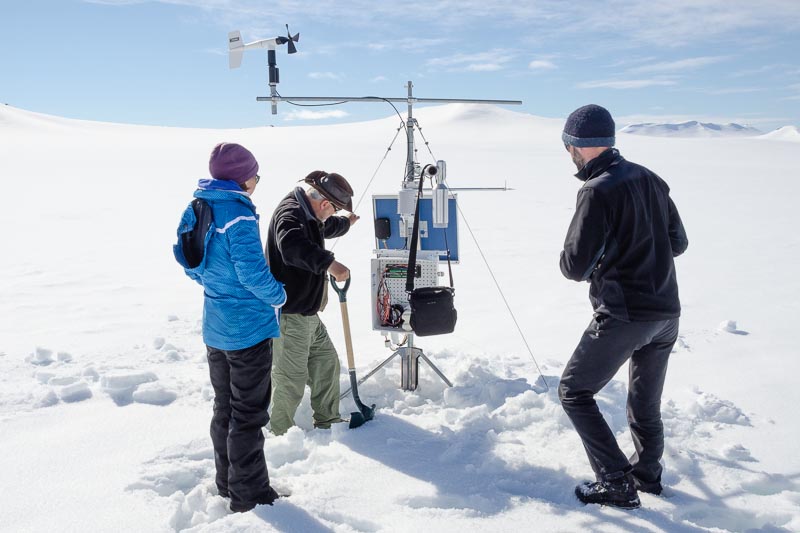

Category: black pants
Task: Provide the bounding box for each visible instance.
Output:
[207,338,273,507]
[559,315,678,484]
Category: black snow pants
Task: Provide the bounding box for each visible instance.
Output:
[559,314,678,485]
[207,338,273,507]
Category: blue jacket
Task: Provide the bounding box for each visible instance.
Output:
[174,178,286,350]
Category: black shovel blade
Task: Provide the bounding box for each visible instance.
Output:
[348,403,376,429]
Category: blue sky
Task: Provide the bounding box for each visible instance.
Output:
[2,0,799,130]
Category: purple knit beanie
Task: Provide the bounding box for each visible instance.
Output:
[208,142,259,184]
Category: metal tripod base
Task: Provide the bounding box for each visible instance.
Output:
[340,342,452,397]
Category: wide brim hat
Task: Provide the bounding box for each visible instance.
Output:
[303,171,354,212]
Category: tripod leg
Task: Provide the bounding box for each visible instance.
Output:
[339,350,401,399]
[419,352,453,387]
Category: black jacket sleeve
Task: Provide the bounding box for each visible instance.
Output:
[560,187,608,281]
[323,215,351,239]
[667,196,689,257]
[275,212,335,274]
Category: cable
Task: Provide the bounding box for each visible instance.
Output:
[351,122,403,214]
[277,93,409,190]
[361,96,405,124]
[417,121,550,392]
[276,92,406,125]
[443,178,549,392]
[329,120,404,253]
[416,122,438,164]
[275,91,349,108]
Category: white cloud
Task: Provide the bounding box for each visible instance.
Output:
[577,79,678,89]
[89,1,800,51]
[528,60,556,71]
[730,64,784,78]
[283,109,350,121]
[367,38,448,52]
[427,49,515,72]
[308,72,344,81]
[370,76,388,83]
[466,63,504,72]
[701,87,765,95]
[630,56,728,73]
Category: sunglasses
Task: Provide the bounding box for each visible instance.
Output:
[255,174,261,184]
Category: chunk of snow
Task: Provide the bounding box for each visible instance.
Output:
[55,380,92,403]
[132,383,177,406]
[26,346,54,365]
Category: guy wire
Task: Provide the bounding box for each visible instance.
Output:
[416,124,550,392]
[329,118,405,252]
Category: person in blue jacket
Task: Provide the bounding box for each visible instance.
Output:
[174,142,287,513]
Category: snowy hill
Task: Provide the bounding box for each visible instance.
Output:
[619,121,762,137]
[1,104,799,532]
[758,125,800,142]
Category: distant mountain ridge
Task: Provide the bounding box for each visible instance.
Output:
[758,125,800,142]
[620,121,762,137]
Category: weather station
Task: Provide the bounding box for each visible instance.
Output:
[228,27,547,400]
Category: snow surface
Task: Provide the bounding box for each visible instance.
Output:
[758,125,800,142]
[619,121,761,138]
[1,103,799,532]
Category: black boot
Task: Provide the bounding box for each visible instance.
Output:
[630,473,663,495]
[229,486,281,513]
[575,474,641,509]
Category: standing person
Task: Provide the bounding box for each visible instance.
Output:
[557,105,689,509]
[266,170,359,435]
[174,142,287,513]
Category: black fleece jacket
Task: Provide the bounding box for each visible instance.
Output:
[560,148,689,321]
[266,188,351,315]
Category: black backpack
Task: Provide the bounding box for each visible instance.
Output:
[179,199,214,269]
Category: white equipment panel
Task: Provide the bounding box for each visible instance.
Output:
[370,249,441,332]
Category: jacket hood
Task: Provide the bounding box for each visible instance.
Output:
[194,178,254,208]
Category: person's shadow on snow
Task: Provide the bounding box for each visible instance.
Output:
[336,374,741,533]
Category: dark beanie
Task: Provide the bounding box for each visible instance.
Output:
[208,142,259,184]
[562,105,615,147]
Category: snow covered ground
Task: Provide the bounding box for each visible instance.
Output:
[1,103,799,532]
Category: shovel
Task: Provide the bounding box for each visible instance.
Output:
[330,276,376,429]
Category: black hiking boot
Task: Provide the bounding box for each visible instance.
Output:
[631,475,663,495]
[229,486,281,513]
[575,474,641,509]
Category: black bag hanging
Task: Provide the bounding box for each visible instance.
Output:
[180,198,213,269]
[405,170,457,336]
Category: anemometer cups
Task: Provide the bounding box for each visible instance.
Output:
[209,142,259,184]
[304,170,354,212]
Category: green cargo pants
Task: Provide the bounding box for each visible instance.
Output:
[270,313,341,435]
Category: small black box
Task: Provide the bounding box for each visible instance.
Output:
[374,217,391,240]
